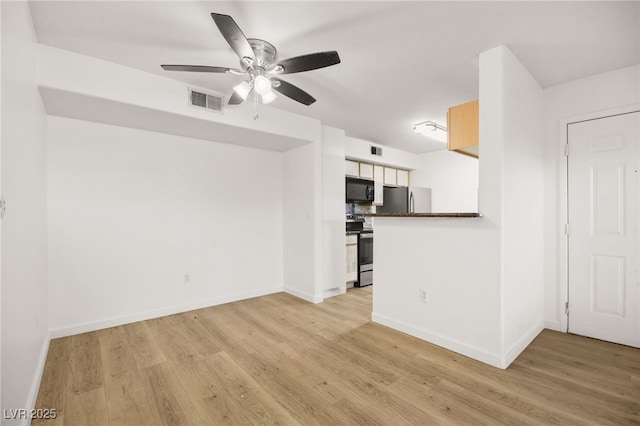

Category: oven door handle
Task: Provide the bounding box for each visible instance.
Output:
[360,233,374,239]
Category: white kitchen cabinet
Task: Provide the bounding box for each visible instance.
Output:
[397,169,410,186]
[346,160,360,177]
[373,165,384,182]
[384,167,397,186]
[372,181,384,205]
[359,163,374,180]
[346,234,358,283]
[372,165,385,205]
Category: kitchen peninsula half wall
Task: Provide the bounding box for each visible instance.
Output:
[371,45,545,370]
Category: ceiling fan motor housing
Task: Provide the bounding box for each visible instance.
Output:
[246,39,277,70]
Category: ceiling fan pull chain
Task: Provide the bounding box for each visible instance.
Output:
[253,90,260,120]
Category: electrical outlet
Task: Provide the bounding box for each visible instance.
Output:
[418,289,428,303]
[184,273,191,284]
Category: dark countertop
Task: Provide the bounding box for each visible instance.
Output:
[364,212,481,218]
[346,229,374,234]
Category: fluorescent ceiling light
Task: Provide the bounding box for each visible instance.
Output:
[414,121,447,143]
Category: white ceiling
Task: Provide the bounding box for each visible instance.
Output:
[29,1,639,154]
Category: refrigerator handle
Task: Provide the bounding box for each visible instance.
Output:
[409,191,415,213]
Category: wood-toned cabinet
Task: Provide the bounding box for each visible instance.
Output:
[346,234,358,283]
[447,99,479,158]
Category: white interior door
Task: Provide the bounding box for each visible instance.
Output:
[568,111,640,347]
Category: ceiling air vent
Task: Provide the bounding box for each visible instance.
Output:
[188,88,223,113]
[371,146,382,156]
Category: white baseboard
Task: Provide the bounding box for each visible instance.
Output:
[25,331,51,426]
[323,287,346,299]
[50,286,282,339]
[284,286,323,304]
[544,319,563,332]
[371,312,503,369]
[501,321,544,368]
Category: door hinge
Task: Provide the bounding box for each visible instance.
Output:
[564,223,569,236]
[565,301,569,315]
[564,144,569,156]
[0,199,5,219]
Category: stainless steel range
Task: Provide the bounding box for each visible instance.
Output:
[346,214,373,287]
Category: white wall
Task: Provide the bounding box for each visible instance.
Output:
[372,218,502,365]
[345,136,418,170]
[1,0,3,410]
[411,150,479,213]
[37,42,327,308]
[373,46,544,369]
[542,65,640,330]
[37,44,319,149]
[47,117,285,335]
[493,47,544,362]
[283,142,322,302]
[1,2,49,423]
[321,126,347,297]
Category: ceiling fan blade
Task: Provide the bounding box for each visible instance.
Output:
[271,78,316,106]
[161,65,243,74]
[274,51,340,74]
[211,13,255,65]
[228,90,247,105]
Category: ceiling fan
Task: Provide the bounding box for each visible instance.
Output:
[161,13,341,106]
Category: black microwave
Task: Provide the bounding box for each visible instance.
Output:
[346,177,374,202]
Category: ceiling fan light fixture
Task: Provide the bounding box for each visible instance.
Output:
[254,75,272,96]
[233,80,252,100]
[261,91,277,104]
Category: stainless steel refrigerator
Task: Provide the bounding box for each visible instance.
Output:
[376,186,432,214]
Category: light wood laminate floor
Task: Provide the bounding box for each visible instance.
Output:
[34,286,639,425]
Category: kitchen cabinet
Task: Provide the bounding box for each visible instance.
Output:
[397,169,410,187]
[372,181,383,205]
[373,165,384,183]
[359,163,374,180]
[447,99,479,158]
[346,160,360,177]
[372,165,384,205]
[384,167,397,186]
[346,234,358,283]
[346,160,409,192]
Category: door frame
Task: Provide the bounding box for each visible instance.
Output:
[560,104,640,333]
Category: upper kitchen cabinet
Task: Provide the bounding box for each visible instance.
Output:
[447,99,479,158]
[346,159,360,177]
[396,169,409,187]
[345,160,410,190]
[384,167,397,186]
[359,163,374,180]
[373,165,384,205]
[373,165,384,183]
